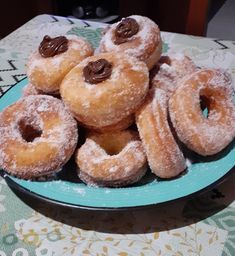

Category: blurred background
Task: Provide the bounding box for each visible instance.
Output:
[0,0,234,40]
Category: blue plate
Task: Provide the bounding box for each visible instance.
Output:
[0,78,234,210]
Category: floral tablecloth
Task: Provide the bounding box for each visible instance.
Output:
[0,14,235,256]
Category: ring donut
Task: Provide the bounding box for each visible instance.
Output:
[0,95,78,179]
[151,53,197,95]
[22,83,42,97]
[22,83,60,98]
[84,114,134,133]
[99,15,162,70]
[76,130,147,187]
[136,88,186,178]
[169,68,235,156]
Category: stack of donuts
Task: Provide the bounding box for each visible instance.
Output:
[0,15,234,187]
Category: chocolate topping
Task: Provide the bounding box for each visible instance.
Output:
[114,18,139,44]
[83,59,112,84]
[39,35,69,58]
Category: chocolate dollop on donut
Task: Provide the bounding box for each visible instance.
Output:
[83,59,112,84]
[39,35,68,58]
[114,18,139,44]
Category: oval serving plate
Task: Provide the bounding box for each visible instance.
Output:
[0,78,234,210]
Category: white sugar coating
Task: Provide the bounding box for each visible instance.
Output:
[27,53,45,74]
[152,89,186,168]
[208,68,234,92]
[0,95,78,178]
[27,36,92,72]
[152,88,168,109]
[22,83,41,97]
[186,158,192,168]
[99,15,161,61]
[109,166,120,173]
[79,139,144,165]
[67,36,93,55]
[209,109,222,121]
[160,63,174,72]
[151,53,197,96]
[81,53,149,89]
[169,68,235,156]
[60,52,149,128]
[76,131,147,187]
[72,187,86,196]
[26,35,93,93]
[135,88,186,178]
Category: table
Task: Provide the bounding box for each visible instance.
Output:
[0,14,235,256]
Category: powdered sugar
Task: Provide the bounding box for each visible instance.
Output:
[136,88,186,178]
[169,68,235,156]
[22,83,41,97]
[160,63,174,72]
[99,15,161,64]
[72,187,86,196]
[26,35,93,93]
[0,95,78,179]
[186,158,192,168]
[60,52,149,128]
[151,54,197,96]
[76,130,147,187]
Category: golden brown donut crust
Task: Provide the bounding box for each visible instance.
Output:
[76,130,147,187]
[136,88,186,178]
[60,52,149,129]
[26,36,93,93]
[0,95,78,179]
[84,114,134,133]
[169,69,235,156]
[151,54,197,95]
[99,15,162,70]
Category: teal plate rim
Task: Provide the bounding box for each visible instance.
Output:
[1,167,234,211]
[0,78,235,211]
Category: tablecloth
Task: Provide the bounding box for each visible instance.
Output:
[0,14,235,256]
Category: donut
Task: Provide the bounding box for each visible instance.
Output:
[26,35,93,94]
[22,83,42,97]
[76,130,147,187]
[151,53,197,95]
[98,15,162,70]
[84,114,134,133]
[22,83,60,98]
[136,88,186,178]
[0,95,78,179]
[169,68,235,156]
[60,52,149,129]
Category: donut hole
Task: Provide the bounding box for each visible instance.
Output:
[18,119,42,142]
[101,143,123,155]
[200,95,210,118]
[95,137,126,155]
[91,132,135,156]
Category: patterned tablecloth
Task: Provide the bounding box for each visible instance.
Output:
[0,14,235,256]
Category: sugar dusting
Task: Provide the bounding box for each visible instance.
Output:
[151,53,197,95]
[99,15,161,61]
[169,68,235,156]
[60,52,149,128]
[22,83,41,97]
[0,95,78,178]
[76,131,147,187]
[152,89,186,176]
[26,36,93,93]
